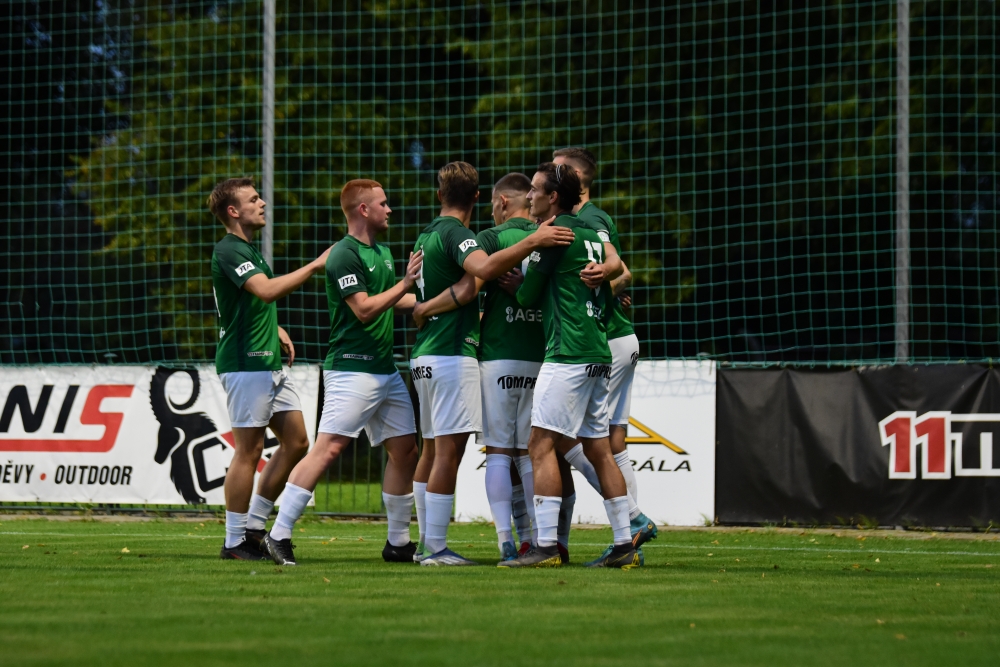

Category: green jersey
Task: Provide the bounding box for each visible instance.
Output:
[410,216,482,359]
[476,218,544,363]
[516,214,611,365]
[211,234,281,374]
[323,235,398,374]
[576,201,635,341]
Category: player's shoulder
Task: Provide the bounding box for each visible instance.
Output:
[213,233,255,266]
[327,236,363,267]
[578,201,613,224]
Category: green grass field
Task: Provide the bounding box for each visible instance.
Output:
[2,518,999,666]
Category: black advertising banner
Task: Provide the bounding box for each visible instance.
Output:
[716,365,1000,526]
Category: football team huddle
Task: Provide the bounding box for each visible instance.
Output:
[208,148,658,569]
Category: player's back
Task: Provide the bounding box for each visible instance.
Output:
[477,218,544,363]
[530,214,611,365]
[411,216,480,358]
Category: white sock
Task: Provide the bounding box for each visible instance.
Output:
[511,484,531,545]
[564,443,602,495]
[485,454,513,547]
[534,495,562,548]
[614,449,640,504]
[382,492,414,547]
[224,511,248,548]
[513,455,536,544]
[246,494,275,531]
[269,483,312,541]
[604,495,631,545]
[413,481,427,545]
[424,492,453,554]
[557,493,575,548]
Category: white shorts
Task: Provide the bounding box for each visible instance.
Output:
[531,362,611,439]
[478,359,542,450]
[607,334,639,426]
[410,355,482,439]
[318,371,416,446]
[218,369,302,428]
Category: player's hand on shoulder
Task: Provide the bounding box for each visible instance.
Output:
[403,250,423,288]
[580,261,607,288]
[531,217,574,248]
[313,245,335,271]
[498,267,524,296]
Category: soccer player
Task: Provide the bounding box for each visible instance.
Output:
[208,177,330,560]
[407,161,574,566]
[500,162,639,569]
[476,173,544,560]
[261,179,423,566]
[552,148,658,562]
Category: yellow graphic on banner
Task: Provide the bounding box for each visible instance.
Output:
[625,417,688,455]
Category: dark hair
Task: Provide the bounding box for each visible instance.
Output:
[437,161,479,209]
[552,147,598,189]
[536,162,582,211]
[493,172,531,197]
[207,176,255,224]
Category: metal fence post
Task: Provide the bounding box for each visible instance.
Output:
[262,0,276,269]
[895,0,910,362]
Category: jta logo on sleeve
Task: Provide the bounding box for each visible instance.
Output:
[879,411,1000,479]
[458,239,477,252]
[338,274,358,289]
[235,261,255,276]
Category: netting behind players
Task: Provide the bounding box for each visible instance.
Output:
[2,1,998,366]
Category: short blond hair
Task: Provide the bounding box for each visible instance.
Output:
[340,179,383,216]
[437,161,479,209]
[207,176,254,224]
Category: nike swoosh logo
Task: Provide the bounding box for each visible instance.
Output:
[367,265,376,271]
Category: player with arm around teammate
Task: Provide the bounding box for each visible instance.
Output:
[208,177,330,560]
[260,180,423,566]
[551,148,658,563]
[459,173,546,561]
[500,162,640,570]
[406,162,574,566]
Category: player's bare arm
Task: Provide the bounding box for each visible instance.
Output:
[277,326,295,366]
[461,218,573,282]
[344,250,422,323]
[412,271,483,328]
[579,244,623,288]
[243,246,332,303]
[610,263,632,296]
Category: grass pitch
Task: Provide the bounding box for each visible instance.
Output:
[2,518,999,666]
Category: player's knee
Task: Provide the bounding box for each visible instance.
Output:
[283,434,309,458]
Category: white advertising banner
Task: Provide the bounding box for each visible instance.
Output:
[0,365,320,504]
[455,360,716,526]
